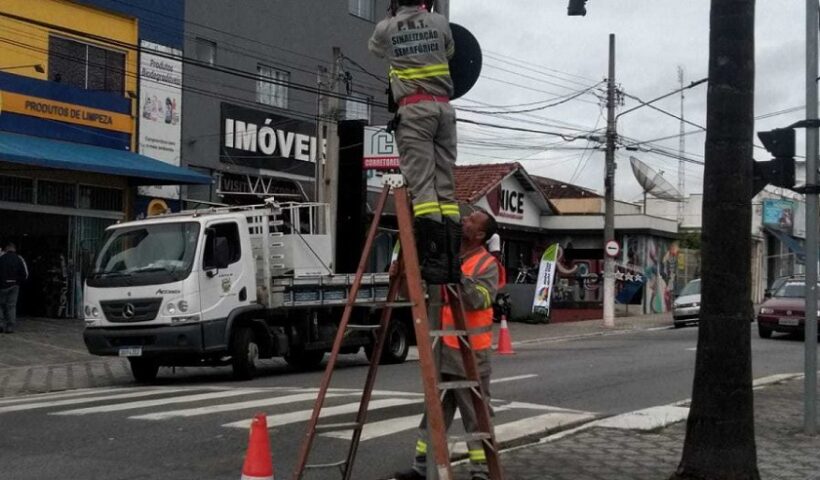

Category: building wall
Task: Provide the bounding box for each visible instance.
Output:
[0,0,138,149]
[182,0,392,202]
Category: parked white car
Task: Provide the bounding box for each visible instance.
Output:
[673,279,701,328]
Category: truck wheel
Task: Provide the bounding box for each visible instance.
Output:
[285,350,325,370]
[231,327,259,380]
[128,358,159,383]
[758,325,773,339]
[365,320,410,365]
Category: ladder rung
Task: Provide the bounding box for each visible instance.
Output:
[314,421,362,433]
[449,432,494,444]
[305,459,347,470]
[346,324,381,331]
[438,380,479,391]
[429,329,467,337]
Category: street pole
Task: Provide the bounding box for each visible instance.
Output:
[677,66,686,224]
[318,47,342,269]
[436,0,449,18]
[804,0,818,436]
[603,33,616,328]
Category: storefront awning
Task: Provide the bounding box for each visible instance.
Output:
[765,226,806,262]
[0,131,211,185]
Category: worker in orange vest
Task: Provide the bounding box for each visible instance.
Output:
[395,207,500,480]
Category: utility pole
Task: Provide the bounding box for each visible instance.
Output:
[803,0,818,436]
[677,66,686,224]
[317,47,343,269]
[435,0,450,18]
[603,34,616,328]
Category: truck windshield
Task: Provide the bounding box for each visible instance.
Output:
[88,222,200,287]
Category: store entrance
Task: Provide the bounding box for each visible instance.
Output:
[1,210,70,317]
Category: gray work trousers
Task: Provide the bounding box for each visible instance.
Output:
[0,286,19,332]
[395,100,458,221]
[412,372,492,480]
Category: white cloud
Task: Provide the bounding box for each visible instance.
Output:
[450,0,809,202]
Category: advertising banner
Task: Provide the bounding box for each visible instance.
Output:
[762,198,795,234]
[221,103,318,178]
[138,41,183,200]
[362,126,399,170]
[532,243,559,317]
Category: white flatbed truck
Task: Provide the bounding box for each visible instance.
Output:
[82,199,412,382]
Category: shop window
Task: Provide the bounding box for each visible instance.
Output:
[349,0,375,20]
[79,186,123,212]
[0,175,34,203]
[257,64,289,108]
[345,93,371,121]
[48,36,125,94]
[195,38,217,65]
[38,180,76,207]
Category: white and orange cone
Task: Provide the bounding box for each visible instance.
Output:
[496,315,515,355]
[241,413,275,480]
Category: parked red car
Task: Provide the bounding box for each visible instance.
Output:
[757,279,820,338]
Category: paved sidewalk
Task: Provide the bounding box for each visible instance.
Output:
[0,313,671,398]
[0,318,132,397]
[454,375,820,480]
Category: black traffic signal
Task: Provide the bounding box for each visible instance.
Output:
[753,128,796,195]
[568,0,587,16]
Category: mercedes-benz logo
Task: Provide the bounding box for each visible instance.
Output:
[787,310,792,316]
[122,303,136,319]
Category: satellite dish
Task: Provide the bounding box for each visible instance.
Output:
[630,156,683,204]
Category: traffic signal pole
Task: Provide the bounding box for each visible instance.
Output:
[603,34,616,328]
[804,0,818,436]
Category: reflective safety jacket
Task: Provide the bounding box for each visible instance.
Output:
[441,247,499,351]
[368,5,455,101]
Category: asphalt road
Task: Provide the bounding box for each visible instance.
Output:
[0,325,808,480]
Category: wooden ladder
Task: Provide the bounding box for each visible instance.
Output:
[291,179,504,480]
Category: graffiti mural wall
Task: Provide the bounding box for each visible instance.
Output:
[623,235,680,314]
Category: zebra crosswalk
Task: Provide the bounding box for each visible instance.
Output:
[0,376,597,449]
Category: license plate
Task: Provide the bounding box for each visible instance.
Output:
[118,347,143,357]
[779,318,800,326]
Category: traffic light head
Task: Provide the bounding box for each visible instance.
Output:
[758,128,795,159]
[567,0,588,16]
[753,127,796,195]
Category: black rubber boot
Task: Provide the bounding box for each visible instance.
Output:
[394,469,425,480]
[414,217,449,284]
[444,217,463,284]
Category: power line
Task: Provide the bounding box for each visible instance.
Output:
[457,82,603,115]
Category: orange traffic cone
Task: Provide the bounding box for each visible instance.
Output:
[241,413,275,480]
[496,315,515,355]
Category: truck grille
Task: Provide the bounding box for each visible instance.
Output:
[101,298,162,323]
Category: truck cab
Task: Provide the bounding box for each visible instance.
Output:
[83,201,411,382]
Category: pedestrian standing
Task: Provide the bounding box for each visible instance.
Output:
[369,0,460,284]
[394,209,500,480]
[0,242,29,333]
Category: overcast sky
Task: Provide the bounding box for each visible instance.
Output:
[448,1,809,203]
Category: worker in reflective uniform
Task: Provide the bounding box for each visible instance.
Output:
[369,0,460,284]
[394,208,500,480]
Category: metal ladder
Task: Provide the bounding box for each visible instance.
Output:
[291,179,504,480]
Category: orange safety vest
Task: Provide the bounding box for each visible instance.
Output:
[441,248,496,351]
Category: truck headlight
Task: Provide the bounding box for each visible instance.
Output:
[91,307,100,318]
[84,305,91,317]
[177,300,189,313]
[165,302,177,315]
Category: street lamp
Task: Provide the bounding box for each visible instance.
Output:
[0,64,45,73]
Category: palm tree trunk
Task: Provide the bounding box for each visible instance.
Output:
[671,0,760,478]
